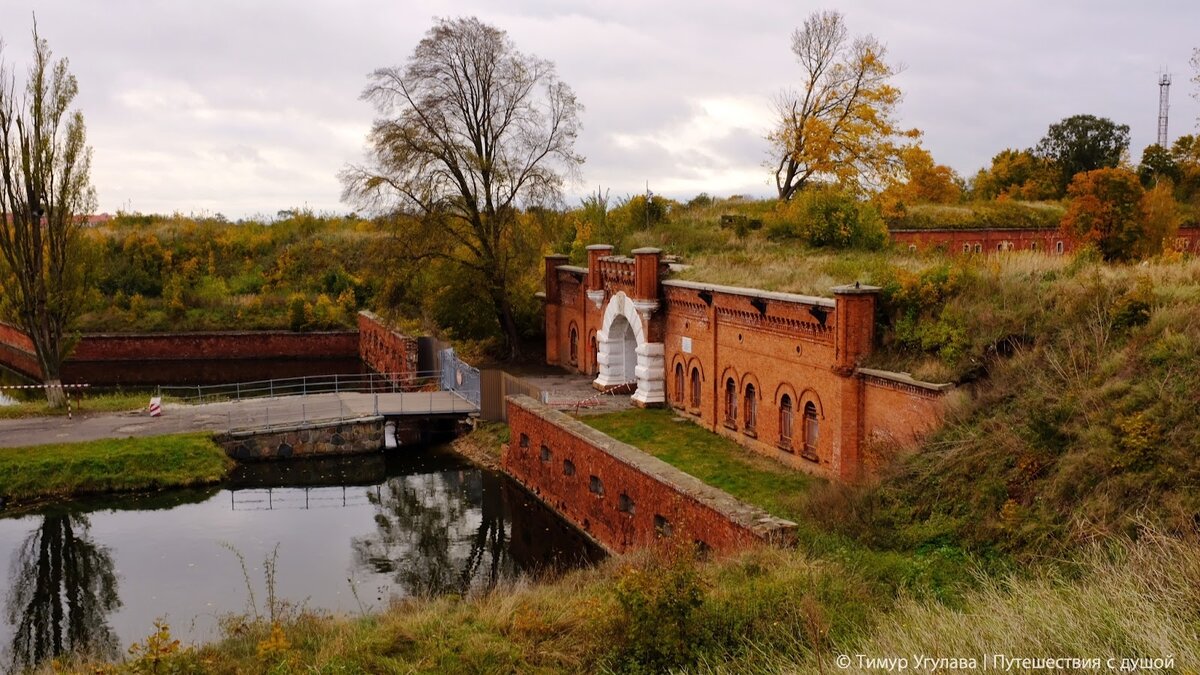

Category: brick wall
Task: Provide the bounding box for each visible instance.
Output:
[70,330,359,361]
[889,226,1200,256]
[859,369,953,471]
[541,246,955,482]
[0,322,360,383]
[0,321,40,378]
[357,311,420,383]
[503,395,796,554]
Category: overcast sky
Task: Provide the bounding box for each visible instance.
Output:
[0,1,1197,218]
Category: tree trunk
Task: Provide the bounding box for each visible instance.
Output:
[43,378,66,409]
[486,278,522,362]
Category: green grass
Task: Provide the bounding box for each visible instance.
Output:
[0,391,156,419]
[0,433,234,504]
[582,408,818,523]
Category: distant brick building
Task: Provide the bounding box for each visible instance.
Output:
[890,225,1200,256]
[541,245,950,482]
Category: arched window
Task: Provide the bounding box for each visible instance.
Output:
[973,243,982,254]
[724,378,737,425]
[803,402,819,460]
[908,244,917,253]
[1055,240,1064,254]
[674,362,685,403]
[962,243,970,253]
[1030,241,1038,251]
[568,325,578,364]
[779,394,794,450]
[743,383,757,433]
[690,367,701,408]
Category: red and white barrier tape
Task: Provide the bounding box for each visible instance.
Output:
[0,383,90,390]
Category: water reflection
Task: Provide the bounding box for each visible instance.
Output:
[5,515,120,672]
[0,449,603,672]
[353,469,512,597]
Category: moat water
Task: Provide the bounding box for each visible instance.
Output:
[0,448,604,672]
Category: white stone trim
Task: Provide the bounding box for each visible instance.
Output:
[594,292,665,404]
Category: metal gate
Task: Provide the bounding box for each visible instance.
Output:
[440,348,480,408]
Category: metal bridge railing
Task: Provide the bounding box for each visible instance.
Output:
[158,371,441,405]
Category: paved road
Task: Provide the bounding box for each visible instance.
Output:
[0,391,476,448]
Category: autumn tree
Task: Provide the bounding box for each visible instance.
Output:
[1059,168,1147,262]
[969,148,1057,200]
[341,17,582,358]
[0,25,95,406]
[878,145,962,213]
[769,10,918,201]
[1035,114,1130,196]
[1140,182,1181,255]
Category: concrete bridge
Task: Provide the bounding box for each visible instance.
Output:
[0,390,479,449]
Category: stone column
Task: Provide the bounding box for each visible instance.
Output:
[631,342,665,407]
[630,248,665,408]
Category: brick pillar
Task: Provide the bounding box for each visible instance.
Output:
[631,247,662,303]
[831,283,880,375]
[585,244,612,309]
[544,254,568,366]
[831,283,880,482]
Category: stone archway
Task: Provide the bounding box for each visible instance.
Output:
[593,292,664,406]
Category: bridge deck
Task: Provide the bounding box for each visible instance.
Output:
[0,391,477,448]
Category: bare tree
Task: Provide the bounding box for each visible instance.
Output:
[0,23,95,406]
[769,10,917,201]
[342,17,583,358]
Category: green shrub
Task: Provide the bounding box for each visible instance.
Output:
[766,188,887,250]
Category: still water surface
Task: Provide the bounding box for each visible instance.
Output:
[0,448,603,672]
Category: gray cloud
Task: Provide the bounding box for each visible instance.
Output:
[0,0,1196,216]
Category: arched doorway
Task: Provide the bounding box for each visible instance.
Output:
[593,291,665,405]
[607,314,638,384]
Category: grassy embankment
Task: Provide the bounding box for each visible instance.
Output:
[0,433,233,505]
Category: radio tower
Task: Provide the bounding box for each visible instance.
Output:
[1157,73,1171,147]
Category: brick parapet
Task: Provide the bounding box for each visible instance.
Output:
[357,311,419,383]
[502,394,797,554]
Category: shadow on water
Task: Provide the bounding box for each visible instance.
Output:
[4,515,120,673]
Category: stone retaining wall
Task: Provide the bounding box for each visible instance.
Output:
[216,418,384,460]
[503,395,796,554]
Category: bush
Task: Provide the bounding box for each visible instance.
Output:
[766,188,887,250]
[610,548,709,672]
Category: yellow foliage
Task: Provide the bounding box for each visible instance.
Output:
[771,11,920,199]
[256,622,292,659]
[127,619,186,672]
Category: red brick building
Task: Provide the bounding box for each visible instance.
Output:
[541,245,951,481]
[890,225,1200,256]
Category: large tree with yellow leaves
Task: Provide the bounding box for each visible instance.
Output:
[770,10,918,201]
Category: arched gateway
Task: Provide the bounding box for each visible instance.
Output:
[593,292,665,406]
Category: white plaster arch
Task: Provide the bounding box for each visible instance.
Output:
[593,291,665,406]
